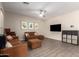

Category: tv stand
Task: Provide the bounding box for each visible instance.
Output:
[62,30,79,45]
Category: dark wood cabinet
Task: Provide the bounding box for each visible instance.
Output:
[62,30,79,45]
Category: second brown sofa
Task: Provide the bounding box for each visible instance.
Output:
[1,35,28,57]
[24,32,44,41]
[24,32,44,49]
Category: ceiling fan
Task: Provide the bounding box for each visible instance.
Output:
[22,2,48,18]
[39,9,47,17]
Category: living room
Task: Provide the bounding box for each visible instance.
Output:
[1,1,79,57]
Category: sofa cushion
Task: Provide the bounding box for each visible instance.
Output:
[34,32,39,35]
[8,39,21,46]
[25,32,35,36]
[6,35,13,40]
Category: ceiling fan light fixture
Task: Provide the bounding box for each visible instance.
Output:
[39,10,46,17]
[39,14,43,17]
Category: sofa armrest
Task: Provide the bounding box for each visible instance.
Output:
[36,35,44,40]
[1,44,28,57]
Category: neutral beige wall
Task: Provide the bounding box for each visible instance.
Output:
[5,9,79,41]
[45,10,79,41]
[0,3,4,34]
[4,12,45,40]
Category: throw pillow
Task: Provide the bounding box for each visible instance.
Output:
[25,33,29,37]
[34,32,39,35]
[6,35,13,40]
[6,41,13,48]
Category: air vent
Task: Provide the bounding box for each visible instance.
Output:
[23,2,30,5]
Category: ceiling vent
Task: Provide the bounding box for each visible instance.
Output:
[23,2,30,5]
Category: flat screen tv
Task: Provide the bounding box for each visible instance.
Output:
[50,24,61,32]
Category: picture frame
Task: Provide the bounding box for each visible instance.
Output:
[21,21,28,29]
[28,22,34,29]
[35,23,39,30]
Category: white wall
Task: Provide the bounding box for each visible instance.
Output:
[0,3,4,34]
[4,12,45,40]
[5,8,79,41]
[45,10,79,41]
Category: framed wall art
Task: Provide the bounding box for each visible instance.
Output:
[28,22,34,29]
[35,23,39,30]
[21,21,28,29]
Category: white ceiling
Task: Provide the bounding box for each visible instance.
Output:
[2,2,79,19]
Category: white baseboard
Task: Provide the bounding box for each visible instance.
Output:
[45,37,62,41]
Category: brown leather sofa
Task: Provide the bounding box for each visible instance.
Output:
[24,32,44,49]
[4,28,17,37]
[24,32,44,41]
[1,35,28,57]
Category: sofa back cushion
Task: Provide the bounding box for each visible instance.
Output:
[25,32,35,36]
[4,28,10,35]
[6,35,21,46]
[8,39,21,46]
[34,32,39,35]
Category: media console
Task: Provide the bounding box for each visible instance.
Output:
[62,30,79,45]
